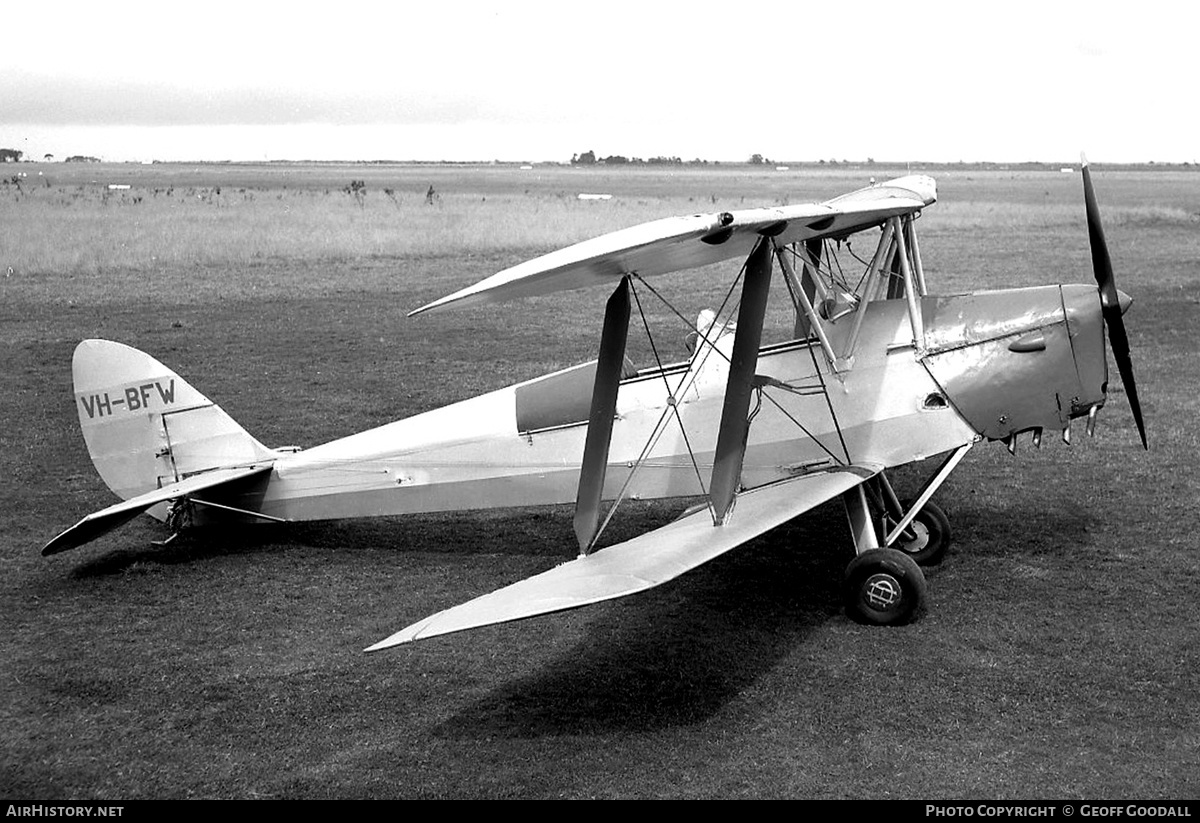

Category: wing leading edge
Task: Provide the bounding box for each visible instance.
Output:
[410,175,935,315]
[367,464,881,650]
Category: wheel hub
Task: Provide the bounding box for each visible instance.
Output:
[863,573,902,611]
[899,521,930,553]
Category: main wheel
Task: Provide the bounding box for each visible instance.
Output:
[844,548,927,626]
[892,499,951,567]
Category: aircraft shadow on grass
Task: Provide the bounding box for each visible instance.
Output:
[54,490,1099,737]
[428,501,1097,737]
[433,514,851,736]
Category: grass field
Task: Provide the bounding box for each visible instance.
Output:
[2,163,1198,799]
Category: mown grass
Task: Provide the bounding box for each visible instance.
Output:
[2,164,1198,799]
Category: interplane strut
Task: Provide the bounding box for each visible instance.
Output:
[709,237,774,524]
[573,277,631,554]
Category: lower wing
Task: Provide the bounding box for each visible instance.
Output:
[367,464,880,650]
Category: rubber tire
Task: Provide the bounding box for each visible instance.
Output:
[844,548,927,626]
[892,499,951,567]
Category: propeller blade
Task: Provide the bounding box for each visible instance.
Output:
[1082,155,1118,310]
[1082,157,1147,449]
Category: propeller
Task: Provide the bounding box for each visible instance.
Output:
[1081,155,1147,449]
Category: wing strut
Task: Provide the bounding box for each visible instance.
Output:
[709,237,773,524]
[890,216,925,350]
[905,217,928,296]
[791,240,822,339]
[843,220,897,360]
[776,244,844,372]
[573,276,631,554]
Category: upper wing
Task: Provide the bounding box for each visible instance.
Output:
[42,464,275,556]
[410,175,935,315]
[366,464,880,650]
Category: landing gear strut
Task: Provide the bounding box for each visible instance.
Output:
[839,446,971,624]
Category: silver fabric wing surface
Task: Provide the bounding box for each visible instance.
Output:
[368,466,880,649]
[410,176,936,315]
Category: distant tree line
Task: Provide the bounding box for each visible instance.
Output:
[571,150,713,167]
[1,149,103,163]
[571,150,787,167]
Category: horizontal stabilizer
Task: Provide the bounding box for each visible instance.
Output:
[367,465,879,650]
[42,464,275,556]
[410,176,935,314]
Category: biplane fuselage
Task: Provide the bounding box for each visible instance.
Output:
[248,284,1106,524]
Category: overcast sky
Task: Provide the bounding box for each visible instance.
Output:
[2,0,1194,163]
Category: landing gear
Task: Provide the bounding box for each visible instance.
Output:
[839,448,975,624]
[839,449,971,626]
[842,485,928,624]
[844,548,926,626]
[152,497,193,547]
[892,499,951,567]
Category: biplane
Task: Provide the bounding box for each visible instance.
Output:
[43,161,1146,651]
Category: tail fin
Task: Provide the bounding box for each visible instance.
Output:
[72,339,276,503]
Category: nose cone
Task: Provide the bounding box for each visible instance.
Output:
[1116,289,1133,316]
